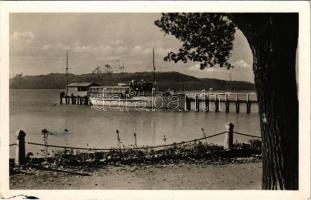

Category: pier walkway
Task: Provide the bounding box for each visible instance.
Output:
[59,92,258,113]
[186,92,257,113]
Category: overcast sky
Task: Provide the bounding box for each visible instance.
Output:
[10,13,254,82]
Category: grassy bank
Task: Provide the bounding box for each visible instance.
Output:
[10,141,262,189]
[10,141,261,174]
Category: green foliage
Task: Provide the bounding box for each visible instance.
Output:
[19,142,261,169]
[155,13,236,69]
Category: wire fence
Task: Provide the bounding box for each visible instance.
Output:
[233,131,262,139]
[26,131,227,151]
[10,130,261,151]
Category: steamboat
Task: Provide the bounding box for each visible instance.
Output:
[87,80,186,110]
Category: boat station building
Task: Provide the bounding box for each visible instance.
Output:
[66,82,98,96]
[88,84,130,98]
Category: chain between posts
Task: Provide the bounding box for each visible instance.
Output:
[26,131,228,151]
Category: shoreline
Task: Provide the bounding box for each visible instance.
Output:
[10,161,262,190]
[10,136,263,190]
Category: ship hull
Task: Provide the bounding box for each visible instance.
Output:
[89,94,186,110]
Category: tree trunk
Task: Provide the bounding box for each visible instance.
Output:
[246,14,299,190]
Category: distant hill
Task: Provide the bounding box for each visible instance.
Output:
[9,71,255,91]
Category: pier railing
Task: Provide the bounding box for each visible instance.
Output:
[59,92,258,113]
[10,123,261,166]
[185,92,257,113]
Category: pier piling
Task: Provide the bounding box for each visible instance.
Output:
[84,96,88,105]
[247,103,251,114]
[184,96,191,111]
[236,101,240,113]
[60,92,64,104]
[204,94,209,112]
[215,94,219,112]
[225,94,229,113]
[246,94,251,114]
[195,94,199,112]
[77,96,80,105]
[235,94,240,113]
[71,94,76,104]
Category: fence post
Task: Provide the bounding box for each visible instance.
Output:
[116,130,121,149]
[15,130,26,166]
[163,135,167,145]
[163,135,167,155]
[41,129,49,160]
[224,123,234,150]
[201,128,208,144]
[134,132,137,147]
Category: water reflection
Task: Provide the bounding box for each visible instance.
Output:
[10,89,260,156]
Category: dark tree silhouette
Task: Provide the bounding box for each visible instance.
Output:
[155,13,298,190]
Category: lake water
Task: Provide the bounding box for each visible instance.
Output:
[9,89,260,157]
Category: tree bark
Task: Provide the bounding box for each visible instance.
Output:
[236,14,299,190]
[156,12,299,190]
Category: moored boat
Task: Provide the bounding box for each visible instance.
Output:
[88,80,186,110]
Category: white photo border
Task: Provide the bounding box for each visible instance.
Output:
[0,1,310,199]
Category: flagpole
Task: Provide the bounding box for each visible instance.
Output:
[153,48,156,90]
[65,50,69,96]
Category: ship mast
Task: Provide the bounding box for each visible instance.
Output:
[152,48,156,90]
[227,72,232,92]
[65,50,69,95]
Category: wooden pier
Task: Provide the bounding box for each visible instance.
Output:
[59,92,257,113]
[186,93,257,114]
[60,93,90,105]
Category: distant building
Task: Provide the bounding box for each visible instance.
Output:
[66,82,98,96]
[88,85,130,98]
[15,73,23,78]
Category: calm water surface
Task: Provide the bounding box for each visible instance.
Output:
[10,89,260,156]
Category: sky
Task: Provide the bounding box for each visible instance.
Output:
[10,13,254,82]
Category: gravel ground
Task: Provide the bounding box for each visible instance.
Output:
[10,161,262,190]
